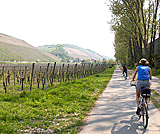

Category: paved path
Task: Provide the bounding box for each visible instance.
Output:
[80,67,160,134]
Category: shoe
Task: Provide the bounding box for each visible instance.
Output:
[136,107,141,115]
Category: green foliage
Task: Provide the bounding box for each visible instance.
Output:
[81,59,90,64]
[109,0,159,68]
[0,67,115,133]
[51,45,70,60]
[108,58,116,64]
[102,60,108,65]
[134,63,138,69]
[37,45,57,52]
[152,68,160,78]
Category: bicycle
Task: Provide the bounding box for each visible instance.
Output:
[130,81,151,129]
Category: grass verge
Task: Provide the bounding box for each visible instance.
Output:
[0,67,115,133]
[151,89,160,111]
[152,68,160,78]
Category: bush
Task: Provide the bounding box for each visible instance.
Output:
[152,68,160,77]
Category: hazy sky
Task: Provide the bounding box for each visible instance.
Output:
[0,0,115,58]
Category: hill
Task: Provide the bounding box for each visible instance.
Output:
[0,33,108,63]
[37,44,105,61]
[0,33,59,62]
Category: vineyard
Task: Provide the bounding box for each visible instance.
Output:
[0,62,108,93]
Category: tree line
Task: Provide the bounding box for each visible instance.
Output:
[108,0,159,68]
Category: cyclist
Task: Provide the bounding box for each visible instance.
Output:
[122,64,128,79]
[132,58,152,115]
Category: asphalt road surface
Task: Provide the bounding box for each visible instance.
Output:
[80,67,160,134]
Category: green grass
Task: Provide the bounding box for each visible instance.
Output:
[151,89,160,110]
[0,67,115,133]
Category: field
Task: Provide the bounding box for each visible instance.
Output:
[0,66,115,133]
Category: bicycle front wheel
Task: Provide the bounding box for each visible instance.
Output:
[142,103,149,129]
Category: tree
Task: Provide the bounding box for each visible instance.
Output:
[108,0,159,67]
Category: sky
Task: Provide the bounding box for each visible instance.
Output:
[0,0,115,59]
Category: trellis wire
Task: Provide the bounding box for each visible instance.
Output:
[0,62,108,93]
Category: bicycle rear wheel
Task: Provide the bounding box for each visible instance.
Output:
[142,103,149,129]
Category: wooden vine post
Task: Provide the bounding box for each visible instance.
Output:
[30,63,35,91]
[2,66,7,93]
[37,72,40,88]
[13,66,15,86]
[62,64,64,82]
[46,63,50,81]
[83,64,85,78]
[3,82,7,93]
[74,63,77,80]
[88,66,90,76]
[51,62,56,85]
[21,78,25,90]
[42,72,45,90]
[2,66,4,83]
[59,66,62,83]
[66,64,69,81]
[24,65,27,83]
[45,68,47,91]
[7,70,10,85]
[80,64,83,78]
[20,66,21,84]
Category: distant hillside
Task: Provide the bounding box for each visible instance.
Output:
[0,33,34,48]
[37,44,104,61]
[0,33,108,63]
[0,33,58,62]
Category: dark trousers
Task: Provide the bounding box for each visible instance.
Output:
[123,70,127,77]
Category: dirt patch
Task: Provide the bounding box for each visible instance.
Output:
[0,33,34,48]
[64,47,88,56]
